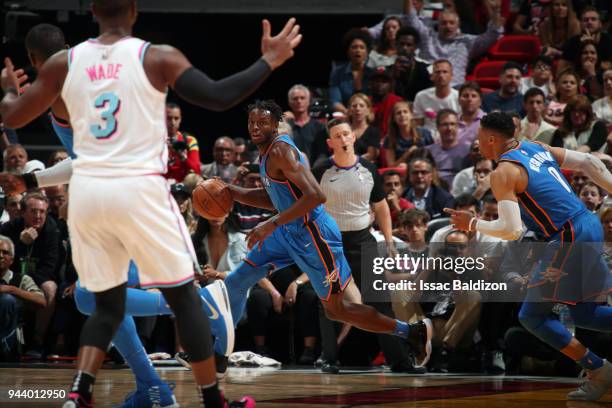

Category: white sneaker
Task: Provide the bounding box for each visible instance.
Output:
[567,360,612,401]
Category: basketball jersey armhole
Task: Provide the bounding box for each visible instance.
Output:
[498,158,529,194]
[263,138,301,183]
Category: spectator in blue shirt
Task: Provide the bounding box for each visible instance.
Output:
[482,62,525,116]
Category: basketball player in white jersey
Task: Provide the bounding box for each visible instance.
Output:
[0,1,301,407]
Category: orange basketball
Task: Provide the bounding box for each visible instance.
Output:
[192,179,233,219]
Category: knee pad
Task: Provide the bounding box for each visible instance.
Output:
[80,284,127,350]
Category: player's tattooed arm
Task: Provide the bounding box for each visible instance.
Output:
[1,53,67,128]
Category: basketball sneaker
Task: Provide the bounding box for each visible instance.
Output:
[567,360,612,401]
[175,351,229,380]
[404,318,433,367]
[62,393,92,408]
[115,382,179,407]
[224,396,256,407]
[201,280,235,357]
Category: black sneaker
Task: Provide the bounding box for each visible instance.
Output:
[404,318,432,367]
[390,361,427,374]
[216,352,229,379]
[175,351,191,369]
[298,347,316,365]
[321,361,340,374]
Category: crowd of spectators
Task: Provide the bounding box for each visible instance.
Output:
[1,0,612,376]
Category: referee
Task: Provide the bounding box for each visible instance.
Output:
[312,118,423,373]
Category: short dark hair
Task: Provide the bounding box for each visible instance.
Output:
[534,54,553,68]
[523,87,546,102]
[502,61,523,74]
[342,28,373,53]
[482,193,497,205]
[454,193,479,210]
[93,0,135,18]
[382,169,402,180]
[25,24,66,60]
[246,163,260,174]
[166,102,180,110]
[459,81,481,97]
[580,6,599,18]
[480,112,516,139]
[436,108,457,126]
[395,26,420,45]
[247,100,284,123]
[399,208,430,227]
[234,137,246,147]
[327,118,350,132]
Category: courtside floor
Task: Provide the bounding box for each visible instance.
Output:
[1,364,611,407]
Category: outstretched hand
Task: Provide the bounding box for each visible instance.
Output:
[261,18,303,70]
[443,208,473,232]
[0,172,27,195]
[1,58,29,94]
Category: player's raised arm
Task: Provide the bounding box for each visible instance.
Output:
[445,162,524,240]
[157,18,301,112]
[545,145,612,193]
[1,53,67,128]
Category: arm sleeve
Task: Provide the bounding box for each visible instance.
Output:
[475,200,524,240]
[173,59,272,112]
[366,160,386,203]
[35,158,73,188]
[560,149,612,192]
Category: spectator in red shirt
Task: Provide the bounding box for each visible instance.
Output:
[370,67,403,137]
[165,102,201,183]
[382,169,415,227]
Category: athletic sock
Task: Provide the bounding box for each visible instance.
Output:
[70,370,95,402]
[392,320,410,339]
[578,349,604,371]
[198,381,223,408]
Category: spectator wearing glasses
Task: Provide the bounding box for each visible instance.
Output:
[402,157,454,219]
[520,56,556,99]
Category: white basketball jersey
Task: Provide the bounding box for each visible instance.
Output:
[62,37,168,177]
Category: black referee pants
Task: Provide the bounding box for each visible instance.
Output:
[319,228,412,368]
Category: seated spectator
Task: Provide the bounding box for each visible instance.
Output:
[520,55,556,99]
[3,144,27,174]
[347,93,381,163]
[481,193,499,221]
[370,68,403,137]
[519,88,558,143]
[329,28,374,114]
[367,16,402,69]
[451,157,495,199]
[544,69,581,126]
[0,235,46,361]
[451,139,481,197]
[231,164,275,233]
[2,194,23,224]
[0,193,59,358]
[570,169,589,192]
[171,183,197,234]
[513,0,549,35]
[165,102,200,183]
[538,0,581,59]
[201,136,238,183]
[382,169,415,227]
[389,26,432,101]
[593,68,612,123]
[384,101,433,168]
[246,266,318,364]
[403,157,454,219]
[482,62,525,115]
[404,0,504,86]
[576,40,605,100]
[46,149,69,168]
[233,137,249,167]
[413,60,460,133]
[286,84,328,165]
[558,7,612,74]
[457,82,485,146]
[550,94,608,151]
[426,109,471,187]
[578,181,605,212]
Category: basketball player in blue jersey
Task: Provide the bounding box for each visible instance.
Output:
[0,23,235,408]
[445,112,612,401]
[220,100,433,367]
[1,1,301,406]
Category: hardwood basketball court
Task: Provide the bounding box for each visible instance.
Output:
[2,364,611,407]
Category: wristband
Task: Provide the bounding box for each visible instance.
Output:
[23,173,39,190]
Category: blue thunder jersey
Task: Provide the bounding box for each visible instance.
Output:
[49,114,141,285]
[260,135,325,228]
[500,141,587,238]
[50,112,76,158]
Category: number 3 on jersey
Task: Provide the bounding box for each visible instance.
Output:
[91,92,121,139]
